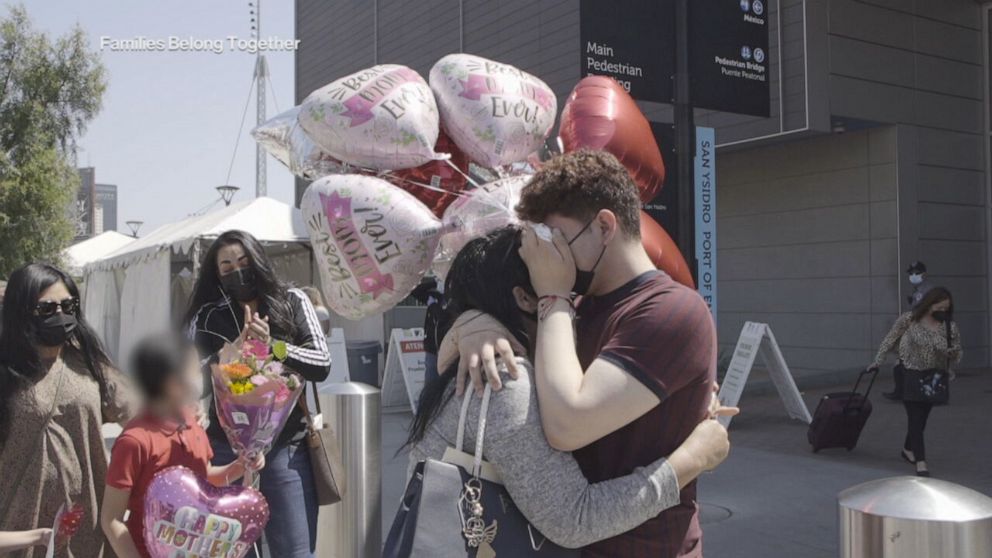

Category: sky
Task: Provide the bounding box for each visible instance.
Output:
[19,0,298,233]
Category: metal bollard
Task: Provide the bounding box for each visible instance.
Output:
[839,476,992,557]
[315,382,382,558]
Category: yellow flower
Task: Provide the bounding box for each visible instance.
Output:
[222,362,253,380]
[227,377,256,396]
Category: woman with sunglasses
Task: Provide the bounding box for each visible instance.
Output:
[0,263,133,557]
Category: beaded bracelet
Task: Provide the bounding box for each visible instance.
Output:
[537,294,575,321]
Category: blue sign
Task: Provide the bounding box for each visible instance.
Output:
[694,127,717,322]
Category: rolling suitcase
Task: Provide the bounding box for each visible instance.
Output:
[808,368,878,452]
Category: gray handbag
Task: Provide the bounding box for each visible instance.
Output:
[384,385,577,557]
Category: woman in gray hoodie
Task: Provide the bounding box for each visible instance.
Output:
[403,227,733,549]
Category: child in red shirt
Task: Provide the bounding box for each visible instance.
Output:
[100,334,263,558]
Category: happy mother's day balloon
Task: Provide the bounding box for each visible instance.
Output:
[302,174,442,319]
[143,466,268,558]
[299,65,443,171]
[430,54,556,169]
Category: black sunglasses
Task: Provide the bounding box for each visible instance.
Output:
[35,298,79,317]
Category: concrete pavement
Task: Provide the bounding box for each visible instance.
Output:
[381,369,992,556]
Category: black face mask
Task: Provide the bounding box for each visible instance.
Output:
[568,218,607,296]
[34,313,77,347]
[932,310,951,323]
[521,309,539,322]
[220,268,258,302]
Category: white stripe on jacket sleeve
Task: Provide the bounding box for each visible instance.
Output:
[286,288,331,366]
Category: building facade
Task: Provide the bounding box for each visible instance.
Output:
[75,167,97,240]
[294,0,991,377]
[75,168,119,238]
[95,183,118,233]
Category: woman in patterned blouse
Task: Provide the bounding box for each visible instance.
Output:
[872,287,961,477]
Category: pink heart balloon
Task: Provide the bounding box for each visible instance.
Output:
[430,54,557,169]
[299,64,444,171]
[301,174,443,320]
[143,466,269,558]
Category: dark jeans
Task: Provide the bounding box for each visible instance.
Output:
[212,437,319,558]
[903,401,934,462]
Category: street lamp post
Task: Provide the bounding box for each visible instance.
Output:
[125,220,143,238]
[216,185,240,206]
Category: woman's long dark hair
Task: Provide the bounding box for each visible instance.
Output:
[405,226,534,448]
[182,230,295,337]
[0,263,113,443]
[911,286,954,322]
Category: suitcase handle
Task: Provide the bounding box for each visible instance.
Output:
[843,368,879,414]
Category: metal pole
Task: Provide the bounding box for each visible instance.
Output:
[315,383,382,558]
[674,0,697,282]
[254,0,267,197]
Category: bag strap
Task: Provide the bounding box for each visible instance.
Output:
[298,382,322,431]
[945,320,953,373]
[0,360,67,518]
[455,388,472,451]
[454,384,494,478]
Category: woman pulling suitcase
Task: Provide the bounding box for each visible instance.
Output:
[871,287,961,477]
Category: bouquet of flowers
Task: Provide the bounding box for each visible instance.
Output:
[211,339,304,477]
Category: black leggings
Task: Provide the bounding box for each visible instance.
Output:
[903,401,934,461]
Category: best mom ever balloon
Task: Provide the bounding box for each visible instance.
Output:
[430,54,556,169]
[299,64,444,171]
[302,174,443,320]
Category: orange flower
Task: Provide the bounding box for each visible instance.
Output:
[221,362,253,380]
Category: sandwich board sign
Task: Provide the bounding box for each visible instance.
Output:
[717,321,812,427]
[381,328,427,413]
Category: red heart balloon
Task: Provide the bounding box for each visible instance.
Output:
[143,466,269,558]
[640,211,694,288]
[560,76,667,203]
[382,131,471,217]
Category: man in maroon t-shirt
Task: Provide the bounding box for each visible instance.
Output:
[450,150,722,557]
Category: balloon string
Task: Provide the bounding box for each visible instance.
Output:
[470,175,528,215]
[442,158,482,188]
[381,172,472,199]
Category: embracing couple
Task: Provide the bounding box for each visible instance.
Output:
[404,150,735,557]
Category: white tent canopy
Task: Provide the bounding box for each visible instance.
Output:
[83,197,311,362]
[63,231,135,276]
[88,196,307,271]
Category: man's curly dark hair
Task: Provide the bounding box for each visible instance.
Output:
[516,149,642,238]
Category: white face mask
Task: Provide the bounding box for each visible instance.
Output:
[909,273,924,285]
